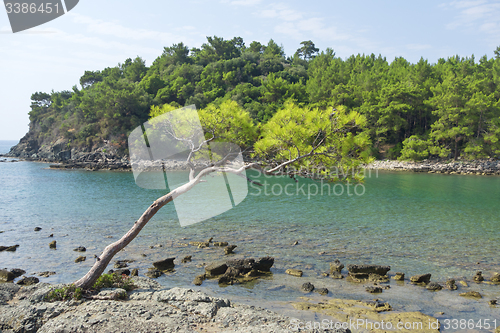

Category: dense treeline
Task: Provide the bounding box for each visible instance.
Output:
[27,36,500,160]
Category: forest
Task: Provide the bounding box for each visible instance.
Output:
[27,36,500,161]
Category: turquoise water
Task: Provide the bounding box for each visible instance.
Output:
[1,155,499,328]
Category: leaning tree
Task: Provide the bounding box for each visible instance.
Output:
[74,100,372,289]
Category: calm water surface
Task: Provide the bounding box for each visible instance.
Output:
[0,146,499,328]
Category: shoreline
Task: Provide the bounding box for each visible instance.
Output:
[3,155,500,176]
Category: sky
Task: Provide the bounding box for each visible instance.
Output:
[1,0,500,140]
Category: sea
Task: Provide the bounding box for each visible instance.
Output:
[1,140,499,330]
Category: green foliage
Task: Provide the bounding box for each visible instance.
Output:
[23,37,500,162]
[399,136,429,161]
[44,284,82,302]
[254,102,373,181]
[92,273,136,292]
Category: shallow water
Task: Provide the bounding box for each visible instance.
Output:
[0,158,499,331]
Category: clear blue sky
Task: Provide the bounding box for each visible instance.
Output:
[1,0,499,140]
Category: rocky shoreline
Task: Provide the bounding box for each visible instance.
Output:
[367,159,500,175]
[2,277,347,333]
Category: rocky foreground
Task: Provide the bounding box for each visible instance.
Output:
[0,277,350,333]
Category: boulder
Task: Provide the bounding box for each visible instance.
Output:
[366,286,383,293]
[181,256,192,263]
[10,268,26,278]
[145,269,163,279]
[205,263,228,276]
[473,271,484,282]
[255,257,274,271]
[410,273,431,284]
[315,288,329,295]
[301,282,314,293]
[426,282,442,291]
[330,259,344,273]
[74,256,86,263]
[224,245,237,255]
[347,264,391,276]
[193,274,206,286]
[446,279,458,290]
[16,277,39,286]
[286,269,303,277]
[0,270,15,282]
[459,291,482,299]
[152,258,175,271]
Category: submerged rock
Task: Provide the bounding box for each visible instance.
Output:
[145,269,163,279]
[315,287,329,295]
[180,256,192,263]
[410,273,431,284]
[301,282,314,293]
[286,269,303,277]
[446,279,458,290]
[393,272,405,281]
[74,256,86,263]
[73,246,86,252]
[473,271,484,282]
[224,245,237,255]
[330,259,344,274]
[426,282,442,291]
[459,291,482,299]
[16,277,39,286]
[365,286,383,293]
[152,258,175,271]
[193,274,206,286]
[10,268,26,278]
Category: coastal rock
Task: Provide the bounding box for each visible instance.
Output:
[34,227,42,231]
[114,261,128,268]
[491,273,500,283]
[286,269,303,277]
[393,272,405,281]
[330,259,344,273]
[0,244,19,252]
[37,271,56,278]
[131,269,139,277]
[0,270,15,282]
[193,274,206,286]
[446,279,458,290]
[49,241,56,249]
[180,256,192,263]
[97,288,128,300]
[213,241,228,247]
[145,269,163,279]
[459,291,482,299]
[189,241,209,248]
[255,257,274,271]
[365,286,383,293]
[224,245,237,255]
[473,271,484,282]
[205,263,228,276]
[0,283,20,304]
[301,282,314,293]
[10,268,26,278]
[410,273,431,284]
[16,276,39,286]
[75,256,86,263]
[315,287,329,295]
[331,271,344,279]
[347,264,390,276]
[73,246,86,252]
[426,282,442,291]
[152,258,175,271]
